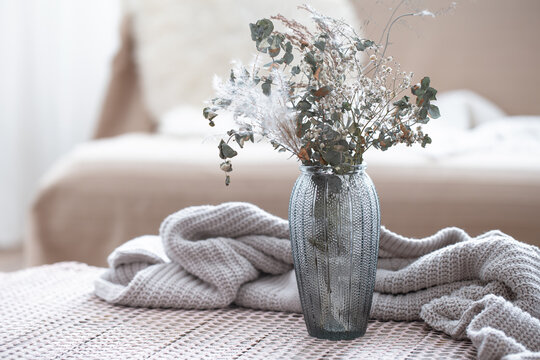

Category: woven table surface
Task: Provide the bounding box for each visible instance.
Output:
[0,263,477,359]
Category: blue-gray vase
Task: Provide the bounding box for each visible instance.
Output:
[289,165,380,340]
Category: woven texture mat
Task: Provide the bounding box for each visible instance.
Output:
[0,263,477,359]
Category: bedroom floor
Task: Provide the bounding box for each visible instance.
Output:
[0,246,24,272]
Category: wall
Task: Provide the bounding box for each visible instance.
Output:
[352,0,540,115]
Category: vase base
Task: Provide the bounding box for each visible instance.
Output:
[307,327,367,341]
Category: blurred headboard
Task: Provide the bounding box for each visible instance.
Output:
[353,0,540,115]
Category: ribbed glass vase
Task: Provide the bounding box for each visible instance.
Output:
[289,165,380,340]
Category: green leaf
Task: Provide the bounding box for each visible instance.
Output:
[428,104,440,119]
[314,40,326,52]
[304,52,317,71]
[225,174,231,186]
[291,65,301,75]
[262,79,272,96]
[393,96,410,110]
[335,163,352,175]
[418,107,429,124]
[285,41,292,53]
[421,135,432,148]
[220,160,233,172]
[419,107,428,120]
[421,76,430,89]
[321,150,345,166]
[331,112,341,123]
[235,134,245,148]
[301,121,311,136]
[341,102,351,111]
[203,107,218,121]
[249,19,274,42]
[283,52,294,65]
[218,139,238,159]
[355,39,374,51]
[296,100,312,111]
[363,40,374,48]
[411,86,423,97]
[424,87,437,101]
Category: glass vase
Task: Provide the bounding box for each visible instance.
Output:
[288,165,380,340]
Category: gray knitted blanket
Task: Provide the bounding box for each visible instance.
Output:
[95,202,540,359]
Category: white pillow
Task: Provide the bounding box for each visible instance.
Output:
[158,105,236,139]
[435,90,506,129]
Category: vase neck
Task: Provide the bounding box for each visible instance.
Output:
[300,165,366,175]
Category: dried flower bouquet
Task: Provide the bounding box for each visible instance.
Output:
[203,4,440,185]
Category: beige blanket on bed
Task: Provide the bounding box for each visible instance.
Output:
[95,202,540,360]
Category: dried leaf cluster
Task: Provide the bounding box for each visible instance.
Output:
[203,4,440,185]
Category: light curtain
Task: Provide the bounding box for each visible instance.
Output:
[0,0,121,247]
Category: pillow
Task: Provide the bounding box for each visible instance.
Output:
[158,105,236,139]
[128,0,360,124]
[435,90,506,129]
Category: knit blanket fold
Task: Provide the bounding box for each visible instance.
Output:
[95,202,540,360]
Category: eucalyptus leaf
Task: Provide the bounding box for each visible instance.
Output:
[418,107,429,123]
[285,41,292,53]
[218,140,238,159]
[421,76,430,89]
[355,39,374,51]
[283,52,294,65]
[296,100,312,111]
[355,41,366,51]
[249,19,274,42]
[262,80,272,96]
[331,112,342,123]
[220,160,233,172]
[235,134,245,148]
[203,107,218,121]
[428,104,440,119]
[393,96,410,109]
[314,40,326,52]
[421,135,432,148]
[321,149,345,166]
[304,52,317,71]
[424,87,437,101]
